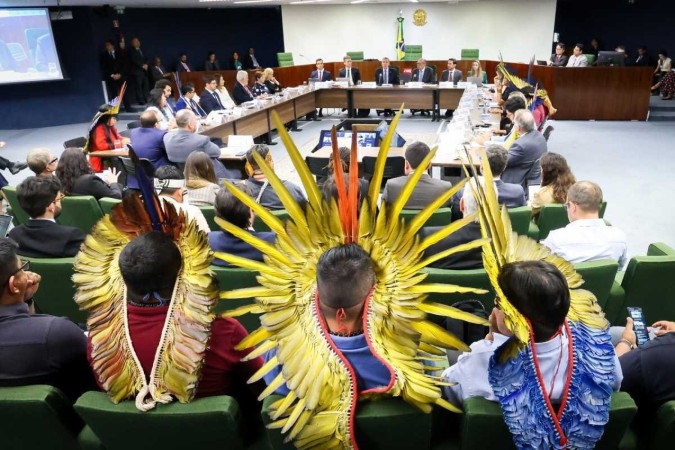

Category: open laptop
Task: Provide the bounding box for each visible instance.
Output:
[467,76,483,87]
[536,60,548,66]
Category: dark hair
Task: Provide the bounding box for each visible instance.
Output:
[316,58,323,63]
[56,148,93,195]
[317,243,375,309]
[245,144,270,171]
[659,49,668,57]
[179,52,187,58]
[119,231,182,297]
[207,51,216,58]
[255,71,264,82]
[327,146,351,173]
[575,43,584,51]
[639,46,647,51]
[154,79,171,90]
[556,43,566,50]
[497,261,570,341]
[504,96,526,114]
[203,75,217,85]
[485,145,508,176]
[404,141,431,170]
[232,51,239,59]
[104,40,114,46]
[148,88,164,108]
[155,165,184,195]
[0,238,19,287]
[184,151,217,185]
[140,110,159,128]
[540,152,575,203]
[181,83,195,96]
[448,58,457,64]
[17,176,61,218]
[214,184,251,229]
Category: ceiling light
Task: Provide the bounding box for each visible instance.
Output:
[290,0,332,3]
[350,0,371,3]
[232,0,273,3]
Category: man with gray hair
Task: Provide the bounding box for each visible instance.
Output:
[501,109,547,194]
[26,148,58,177]
[163,109,239,180]
[542,181,627,267]
[232,70,254,105]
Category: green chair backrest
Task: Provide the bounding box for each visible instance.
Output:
[2,185,30,225]
[261,395,433,450]
[647,242,675,256]
[461,392,636,450]
[585,54,596,65]
[199,205,217,231]
[402,45,423,61]
[536,201,607,241]
[573,259,619,312]
[25,257,84,324]
[277,52,294,67]
[421,267,495,310]
[58,196,104,234]
[400,207,452,227]
[461,49,480,60]
[211,265,261,332]
[649,400,675,448]
[506,206,532,236]
[621,252,675,322]
[253,209,289,232]
[347,51,364,62]
[74,392,245,450]
[98,197,121,215]
[0,385,83,450]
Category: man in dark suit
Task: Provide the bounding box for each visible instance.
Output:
[8,176,85,258]
[200,75,227,113]
[245,47,261,70]
[175,53,191,73]
[310,58,332,119]
[419,179,484,270]
[382,141,453,209]
[411,58,435,116]
[128,37,149,104]
[441,58,463,117]
[375,57,400,116]
[149,57,170,86]
[634,46,651,66]
[232,70,254,105]
[501,110,547,194]
[128,111,172,190]
[209,186,275,267]
[100,40,131,112]
[338,56,366,116]
[549,43,569,67]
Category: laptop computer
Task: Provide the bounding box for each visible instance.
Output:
[536,60,548,66]
[467,76,483,87]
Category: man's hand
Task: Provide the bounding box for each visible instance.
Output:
[620,317,637,347]
[653,320,675,336]
[23,271,41,302]
[142,64,148,71]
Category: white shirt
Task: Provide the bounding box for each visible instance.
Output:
[542,218,628,268]
[567,54,588,67]
[216,87,236,109]
[442,329,623,408]
[160,196,210,233]
[145,106,174,131]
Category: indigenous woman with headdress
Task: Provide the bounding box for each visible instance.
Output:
[87,105,124,172]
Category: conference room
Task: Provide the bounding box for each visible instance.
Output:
[0,0,674,449]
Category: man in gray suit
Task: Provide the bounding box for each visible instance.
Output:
[163,110,239,180]
[501,110,547,195]
[382,142,452,209]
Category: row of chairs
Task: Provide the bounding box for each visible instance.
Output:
[275,48,481,67]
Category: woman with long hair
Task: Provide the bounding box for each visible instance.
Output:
[56,148,122,199]
[467,60,487,84]
[183,151,220,206]
[530,152,575,222]
[87,106,124,173]
[215,73,236,109]
[231,51,243,70]
[145,88,176,131]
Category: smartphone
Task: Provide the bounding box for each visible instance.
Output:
[627,307,650,347]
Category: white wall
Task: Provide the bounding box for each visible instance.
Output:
[282,1,557,65]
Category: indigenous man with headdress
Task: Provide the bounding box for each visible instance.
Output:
[495,56,558,118]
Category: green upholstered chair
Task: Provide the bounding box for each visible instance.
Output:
[2,185,30,225]
[460,49,480,60]
[25,257,84,324]
[0,385,84,450]
[74,392,247,450]
[199,205,217,231]
[400,207,452,227]
[402,45,423,61]
[58,195,104,234]
[261,395,433,450]
[573,259,621,323]
[421,267,495,311]
[347,51,364,62]
[529,201,607,241]
[461,392,636,450]
[98,197,121,215]
[648,401,675,448]
[277,52,294,67]
[585,54,596,65]
[211,265,261,333]
[253,209,289,233]
[506,206,532,237]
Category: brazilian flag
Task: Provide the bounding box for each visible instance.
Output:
[396,17,405,60]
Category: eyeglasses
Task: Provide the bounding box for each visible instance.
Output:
[3,260,30,287]
[563,201,573,211]
[49,157,58,164]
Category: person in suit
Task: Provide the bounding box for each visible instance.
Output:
[501,110,547,194]
[549,43,569,67]
[375,57,400,117]
[419,178,485,270]
[128,37,149,105]
[634,46,651,67]
[382,141,453,209]
[209,185,275,267]
[8,176,85,258]
[245,47,261,69]
[163,110,239,180]
[338,56,361,86]
[244,145,306,210]
[232,70,254,105]
[149,57,171,86]
[566,44,588,67]
[204,51,220,71]
[175,52,191,73]
[200,75,226,113]
[411,58,435,116]
[441,58,463,117]
[128,111,172,190]
[56,148,123,200]
[176,83,207,117]
[100,41,131,112]
[310,58,332,119]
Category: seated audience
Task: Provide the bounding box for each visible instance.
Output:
[199,75,226,114]
[164,110,239,180]
[263,244,391,393]
[323,146,369,199]
[566,43,589,67]
[204,51,220,71]
[382,141,452,209]
[245,47,261,70]
[233,70,254,105]
[154,79,175,109]
[522,86,547,129]
[491,94,526,147]
[466,60,488,83]
[501,110,547,193]
[209,185,275,267]
[0,237,95,401]
[184,152,221,207]
[27,148,58,177]
[215,74,236,109]
[231,51,243,70]
[634,46,651,67]
[145,88,176,131]
[57,148,122,200]
[542,181,627,267]
[9,176,85,258]
[530,152,575,221]
[244,145,305,210]
[421,178,485,270]
[154,165,210,232]
[251,71,270,97]
[263,67,282,94]
[549,43,568,67]
[175,83,206,117]
[87,105,124,173]
[175,52,192,73]
[128,111,172,190]
[149,56,170,86]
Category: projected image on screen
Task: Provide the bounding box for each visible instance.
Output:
[0,9,64,84]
